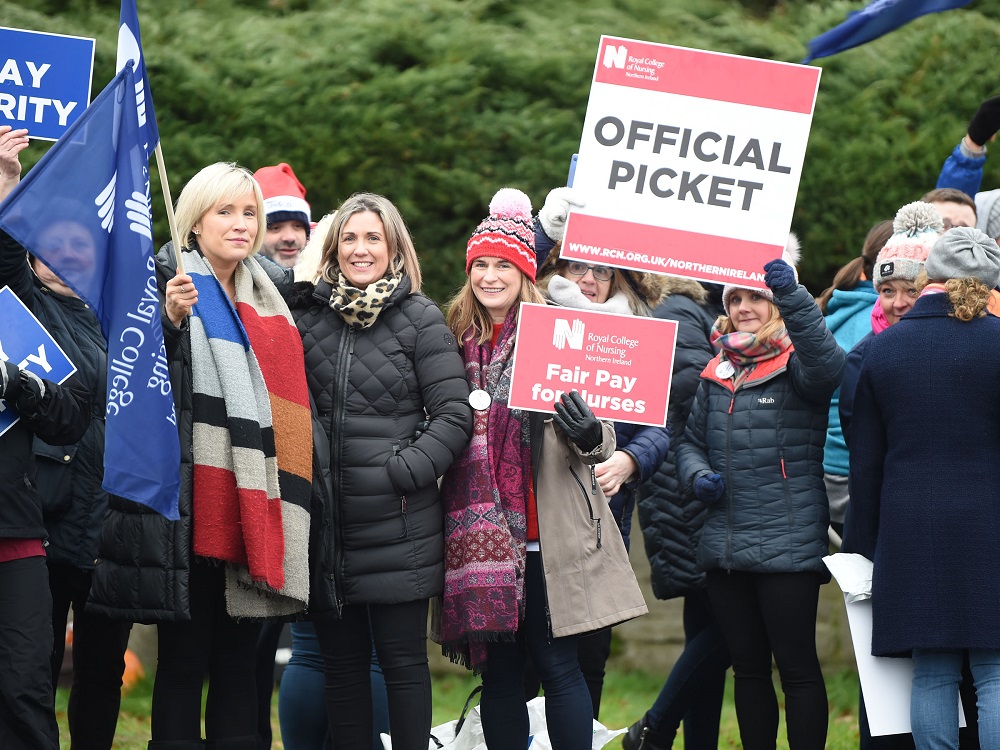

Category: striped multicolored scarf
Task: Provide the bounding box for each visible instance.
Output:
[711,326,792,388]
[439,308,531,674]
[186,249,312,618]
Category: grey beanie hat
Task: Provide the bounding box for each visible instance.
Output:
[925,227,1000,288]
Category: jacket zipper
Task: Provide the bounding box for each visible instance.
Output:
[331,328,355,605]
[392,442,410,539]
[569,465,602,549]
[724,393,734,571]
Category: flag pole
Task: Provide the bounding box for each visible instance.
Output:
[154,143,184,275]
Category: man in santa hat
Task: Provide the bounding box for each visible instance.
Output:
[253,163,311,269]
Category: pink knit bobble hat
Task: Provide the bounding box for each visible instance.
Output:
[466,188,536,281]
[873,201,944,286]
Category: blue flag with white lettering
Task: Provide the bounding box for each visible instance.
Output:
[117,0,159,155]
[0,66,180,519]
[803,0,972,63]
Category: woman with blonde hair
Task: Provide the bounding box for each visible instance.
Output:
[438,189,646,750]
[287,192,472,750]
[91,162,312,750]
[845,226,1000,750]
[676,240,844,750]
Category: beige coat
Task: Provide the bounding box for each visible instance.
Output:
[533,415,648,638]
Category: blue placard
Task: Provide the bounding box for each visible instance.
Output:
[0,285,77,436]
[0,26,96,141]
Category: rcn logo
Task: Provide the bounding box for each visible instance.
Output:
[602,44,627,69]
[552,318,585,351]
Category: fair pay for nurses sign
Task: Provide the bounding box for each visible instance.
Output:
[561,37,820,290]
[508,303,677,428]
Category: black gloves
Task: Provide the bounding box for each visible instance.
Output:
[1,360,46,411]
[553,391,603,454]
[413,420,430,441]
[968,95,1000,148]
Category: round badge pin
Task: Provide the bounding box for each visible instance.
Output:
[715,361,735,379]
[469,389,492,411]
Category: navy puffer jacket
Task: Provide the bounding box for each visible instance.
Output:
[637,278,720,599]
[676,282,845,575]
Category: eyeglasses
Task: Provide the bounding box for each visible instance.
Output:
[566,261,614,282]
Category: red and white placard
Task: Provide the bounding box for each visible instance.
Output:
[561,37,821,289]
[508,303,677,427]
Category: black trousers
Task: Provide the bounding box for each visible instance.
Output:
[707,570,828,750]
[313,599,431,750]
[48,563,132,750]
[0,555,58,750]
[151,561,262,742]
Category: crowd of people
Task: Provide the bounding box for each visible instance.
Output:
[1,90,1000,750]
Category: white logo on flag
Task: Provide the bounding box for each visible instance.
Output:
[117,24,147,128]
[126,188,152,241]
[96,175,116,233]
[602,45,627,69]
[553,319,585,350]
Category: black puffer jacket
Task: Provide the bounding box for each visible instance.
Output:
[676,282,845,575]
[88,245,292,622]
[0,230,106,566]
[289,278,472,610]
[636,278,720,599]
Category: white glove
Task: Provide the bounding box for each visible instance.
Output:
[538,186,587,242]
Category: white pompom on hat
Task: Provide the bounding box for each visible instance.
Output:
[466,188,537,281]
[872,201,943,287]
[723,233,800,314]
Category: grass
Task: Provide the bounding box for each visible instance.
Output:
[56,667,863,749]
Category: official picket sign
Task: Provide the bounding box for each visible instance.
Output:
[0,286,77,437]
[508,303,677,427]
[560,36,820,289]
[0,26,95,141]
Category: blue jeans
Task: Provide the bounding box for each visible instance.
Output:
[911,648,1000,750]
[481,552,593,750]
[646,591,730,750]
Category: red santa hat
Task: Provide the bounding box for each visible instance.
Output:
[253,163,311,235]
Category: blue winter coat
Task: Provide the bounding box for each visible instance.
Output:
[636,278,720,599]
[822,283,877,476]
[844,293,1000,655]
[676,283,845,575]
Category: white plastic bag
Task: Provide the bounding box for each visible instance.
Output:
[381,695,627,750]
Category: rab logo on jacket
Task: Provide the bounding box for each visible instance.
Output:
[552,318,585,351]
[758,396,775,405]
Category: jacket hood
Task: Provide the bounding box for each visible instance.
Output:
[659,275,710,304]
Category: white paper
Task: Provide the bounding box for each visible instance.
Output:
[823,552,873,602]
[839,590,965,735]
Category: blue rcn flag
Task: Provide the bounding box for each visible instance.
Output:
[0,66,181,519]
[803,0,972,63]
[117,0,160,155]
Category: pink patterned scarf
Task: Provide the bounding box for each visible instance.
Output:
[439,308,531,673]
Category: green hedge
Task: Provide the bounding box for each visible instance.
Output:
[8,0,998,301]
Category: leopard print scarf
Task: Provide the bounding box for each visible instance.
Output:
[328,271,401,329]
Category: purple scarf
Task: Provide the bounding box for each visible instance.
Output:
[439,308,531,673]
